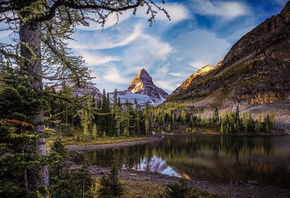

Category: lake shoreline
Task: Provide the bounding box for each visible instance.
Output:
[66,136,164,153]
[66,132,288,153]
[68,135,290,197]
[71,164,290,198]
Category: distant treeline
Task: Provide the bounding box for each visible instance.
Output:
[148,104,275,134]
[46,83,275,136]
[44,87,153,138]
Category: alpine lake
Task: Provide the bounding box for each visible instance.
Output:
[70,135,290,189]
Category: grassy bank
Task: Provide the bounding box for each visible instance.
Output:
[46,135,149,147]
[122,180,222,198]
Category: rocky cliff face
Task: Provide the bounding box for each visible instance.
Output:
[217,2,290,72]
[128,68,168,102]
[167,2,290,129]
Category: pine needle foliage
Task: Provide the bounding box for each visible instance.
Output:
[99,156,124,198]
[48,137,92,198]
[0,65,45,198]
[161,178,198,198]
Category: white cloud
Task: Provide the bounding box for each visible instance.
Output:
[122,33,173,70]
[169,72,190,78]
[163,3,191,23]
[172,29,230,69]
[189,60,210,69]
[103,67,129,85]
[155,80,179,92]
[70,23,143,50]
[77,50,121,66]
[136,3,191,24]
[191,0,249,20]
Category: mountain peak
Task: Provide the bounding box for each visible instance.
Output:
[127,69,168,104]
[139,68,150,77]
[128,68,153,93]
[136,68,153,84]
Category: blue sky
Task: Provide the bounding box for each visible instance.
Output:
[1,0,288,94]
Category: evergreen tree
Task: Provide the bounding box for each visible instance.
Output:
[269,111,275,127]
[144,102,152,137]
[181,110,186,124]
[134,99,141,136]
[122,100,133,137]
[92,123,98,139]
[145,118,150,137]
[0,66,44,197]
[111,90,121,137]
[161,178,197,198]
[255,116,262,133]
[197,109,201,125]
[214,107,219,123]
[48,138,92,198]
[114,106,122,137]
[78,98,94,139]
[100,156,124,198]
[1,0,168,186]
[264,114,271,133]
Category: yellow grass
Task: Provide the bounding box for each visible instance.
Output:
[121,180,223,198]
[46,135,148,147]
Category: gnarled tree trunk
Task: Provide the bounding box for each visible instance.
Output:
[19,10,49,187]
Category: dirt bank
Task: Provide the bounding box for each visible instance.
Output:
[66,136,163,153]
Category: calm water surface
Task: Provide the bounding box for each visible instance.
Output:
[71,135,290,188]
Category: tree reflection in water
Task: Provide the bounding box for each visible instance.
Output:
[70,135,290,188]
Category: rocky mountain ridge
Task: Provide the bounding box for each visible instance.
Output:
[167,1,290,131]
[171,65,217,95]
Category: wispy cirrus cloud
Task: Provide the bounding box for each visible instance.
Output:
[172,29,230,69]
[77,50,121,66]
[189,60,210,69]
[155,80,180,92]
[169,72,191,78]
[122,33,173,74]
[191,0,249,20]
[103,67,130,85]
[69,23,143,50]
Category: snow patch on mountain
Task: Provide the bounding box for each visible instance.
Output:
[109,68,168,106]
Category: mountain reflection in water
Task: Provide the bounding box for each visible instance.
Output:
[130,156,180,177]
[70,135,290,188]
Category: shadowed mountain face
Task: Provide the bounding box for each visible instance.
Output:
[166,2,290,130]
[168,2,290,106]
[127,68,168,102]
